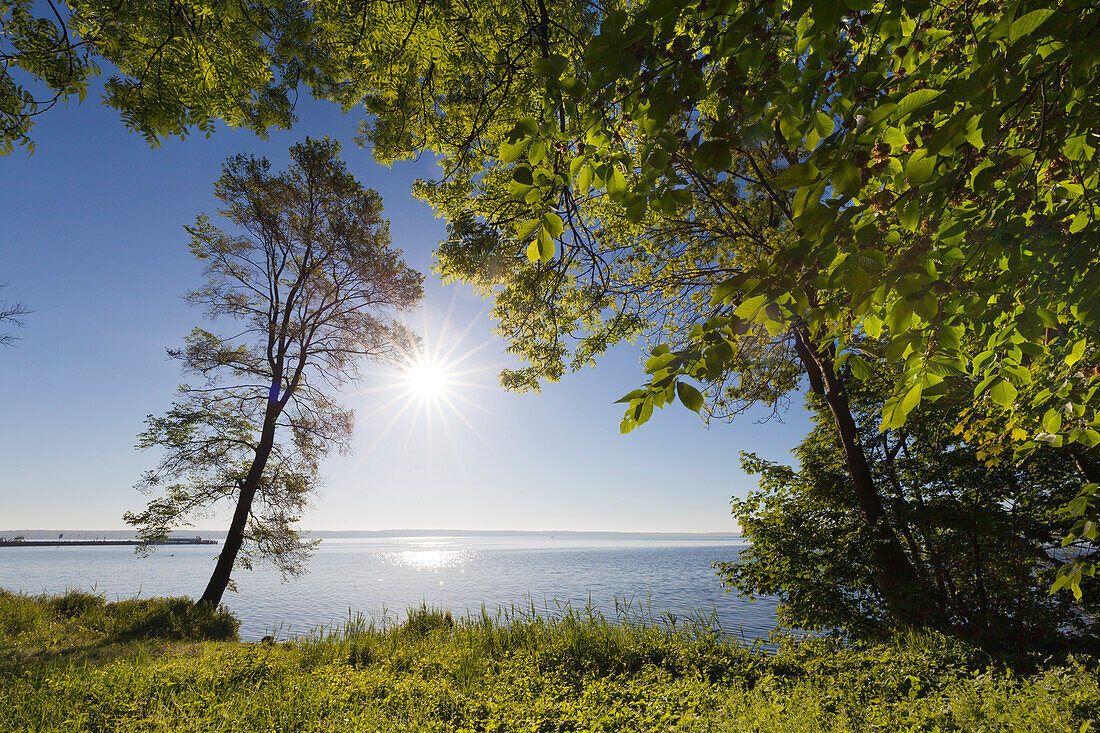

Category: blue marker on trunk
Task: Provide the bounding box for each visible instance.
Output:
[269,379,280,402]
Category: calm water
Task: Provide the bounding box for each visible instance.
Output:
[0,535,777,642]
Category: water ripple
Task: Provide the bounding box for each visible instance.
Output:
[0,536,777,643]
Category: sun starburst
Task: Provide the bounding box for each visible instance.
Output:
[348,297,503,461]
[401,356,452,401]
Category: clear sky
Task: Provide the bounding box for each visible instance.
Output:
[0,90,810,533]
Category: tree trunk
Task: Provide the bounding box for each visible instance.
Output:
[791,325,934,627]
[198,400,280,607]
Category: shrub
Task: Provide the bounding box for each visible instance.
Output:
[0,589,239,651]
[402,604,454,638]
[44,590,106,619]
[104,597,239,641]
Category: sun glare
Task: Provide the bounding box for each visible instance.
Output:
[348,299,506,463]
[403,359,451,400]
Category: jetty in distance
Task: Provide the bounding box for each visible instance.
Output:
[0,536,217,547]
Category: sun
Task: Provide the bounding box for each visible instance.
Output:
[402,358,451,400]
[346,299,506,461]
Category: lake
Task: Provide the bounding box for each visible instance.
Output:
[0,534,778,642]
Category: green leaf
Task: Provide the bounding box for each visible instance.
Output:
[1067,339,1087,367]
[615,389,647,404]
[848,353,873,380]
[900,381,922,416]
[936,323,963,351]
[771,161,821,190]
[964,115,984,148]
[892,89,942,122]
[887,298,914,335]
[542,212,564,238]
[512,166,534,186]
[513,117,539,137]
[711,277,743,305]
[1079,429,1100,448]
[624,195,647,223]
[1008,9,1055,43]
[577,164,593,194]
[863,313,883,339]
[832,159,862,196]
[866,102,899,126]
[1064,135,1096,161]
[882,384,921,430]
[527,227,555,263]
[922,374,951,398]
[989,2,1019,41]
[904,151,936,185]
[1050,572,1073,595]
[881,126,908,149]
[988,378,1018,407]
[793,179,829,220]
[528,138,548,165]
[606,165,628,198]
[569,154,587,179]
[676,381,704,413]
[534,54,569,79]
[693,140,732,171]
[812,111,835,139]
[516,219,540,239]
[500,136,533,164]
[973,349,996,373]
[734,294,767,319]
[1043,408,1063,433]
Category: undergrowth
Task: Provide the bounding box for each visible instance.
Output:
[0,588,238,662]
[1,592,1097,731]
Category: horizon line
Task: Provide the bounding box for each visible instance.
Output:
[0,528,742,537]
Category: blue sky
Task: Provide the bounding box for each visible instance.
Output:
[0,92,810,533]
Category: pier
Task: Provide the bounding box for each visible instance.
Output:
[0,538,218,547]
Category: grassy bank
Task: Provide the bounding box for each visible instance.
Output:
[2,590,1098,732]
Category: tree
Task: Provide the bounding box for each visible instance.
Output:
[331,1,936,624]
[367,0,1100,602]
[544,0,1100,598]
[127,137,423,606]
[719,367,1093,644]
[0,281,30,346]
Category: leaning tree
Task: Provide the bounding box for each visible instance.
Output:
[127,137,423,606]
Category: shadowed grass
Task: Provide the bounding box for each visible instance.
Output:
[1,591,1098,731]
[0,588,238,665]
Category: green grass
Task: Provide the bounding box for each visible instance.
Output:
[0,588,238,664]
[1,591,1098,731]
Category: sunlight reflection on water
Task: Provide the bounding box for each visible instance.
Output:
[384,549,473,571]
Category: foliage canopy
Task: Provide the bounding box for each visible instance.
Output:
[338,0,1100,600]
[0,0,319,153]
